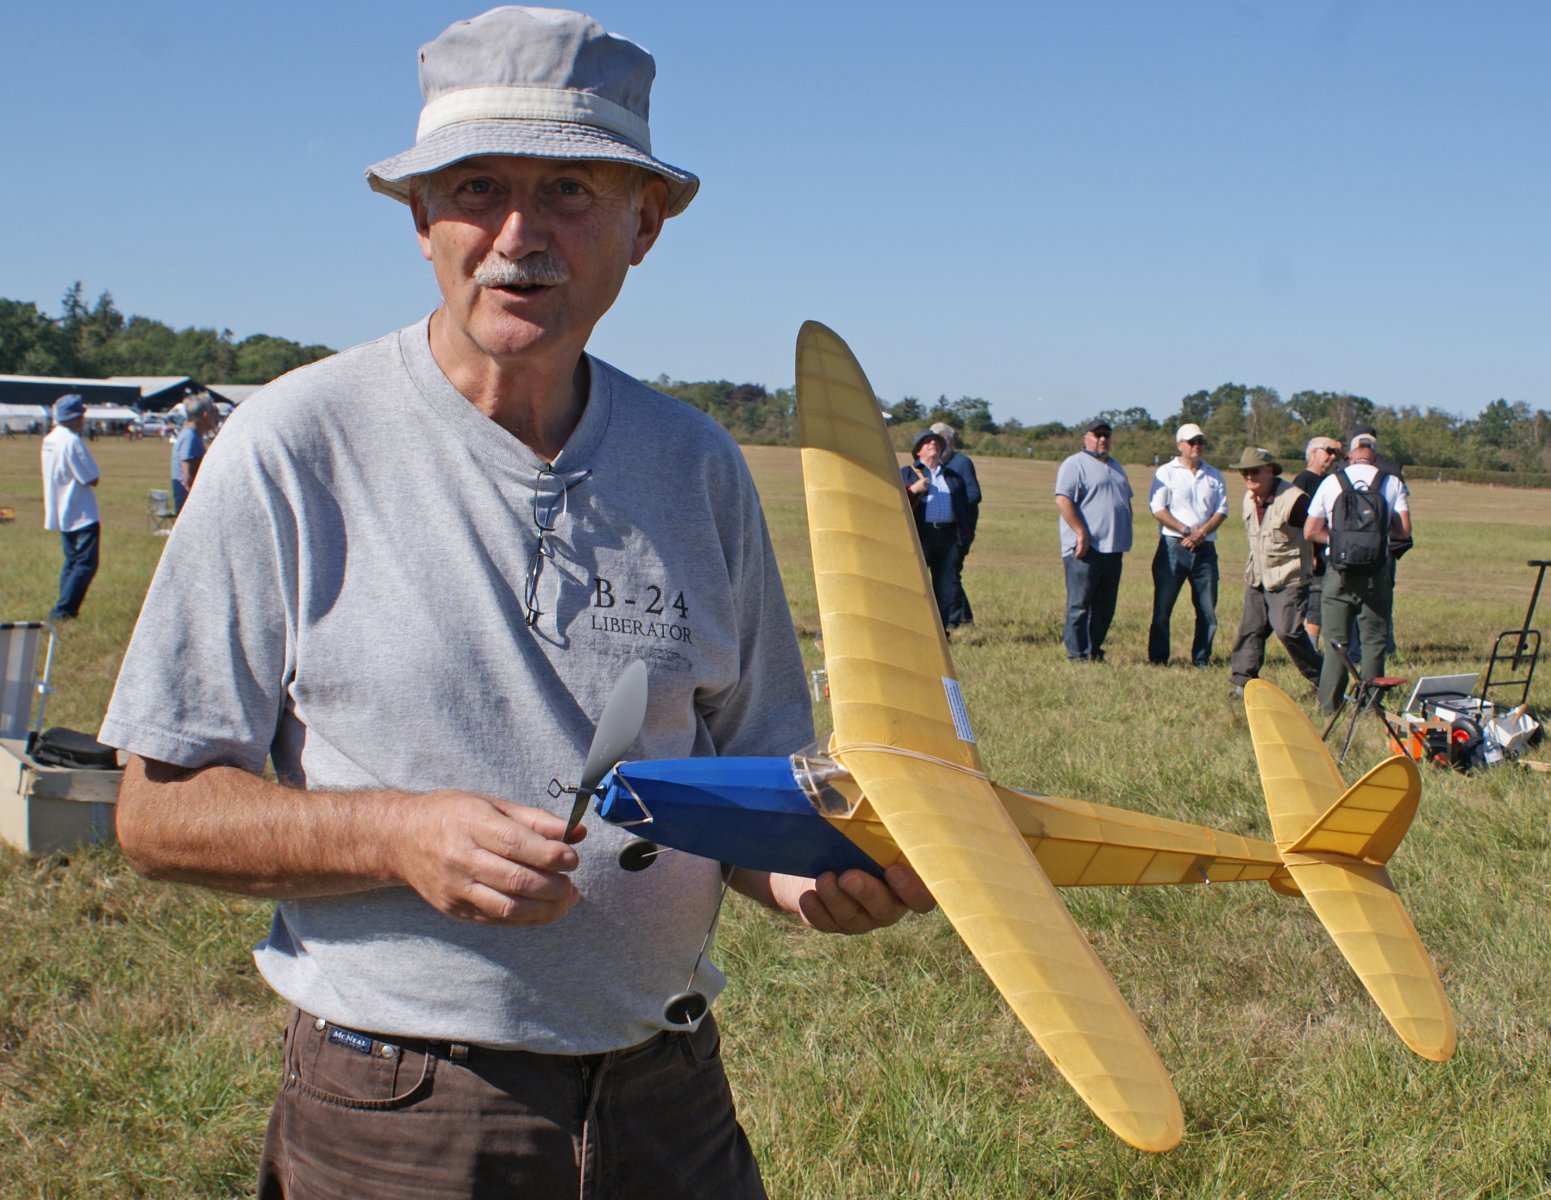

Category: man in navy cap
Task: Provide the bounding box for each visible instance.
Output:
[40,394,101,621]
[102,10,928,1196]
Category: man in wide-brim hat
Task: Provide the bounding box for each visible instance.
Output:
[102,9,929,1195]
[1225,447,1323,698]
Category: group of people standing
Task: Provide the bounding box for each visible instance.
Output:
[1053,420,1411,714]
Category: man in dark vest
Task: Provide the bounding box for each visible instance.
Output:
[1226,448,1321,698]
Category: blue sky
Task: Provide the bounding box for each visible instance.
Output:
[5,1,1546,425]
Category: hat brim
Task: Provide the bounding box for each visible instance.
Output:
[365,119,698,217]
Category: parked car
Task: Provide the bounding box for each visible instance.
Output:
[134,416,171,438]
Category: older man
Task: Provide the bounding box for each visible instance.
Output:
[1146,423,1228,667]
[1225,448,1322,697]
[1304,432,1411,713]
[40,393,101,621]
[1054,419,1134,662]
[169,395,217,512]
[929,421,980,628]
[903,429,972,629]
[100,10,927,1196]
[1291,436,1343,642]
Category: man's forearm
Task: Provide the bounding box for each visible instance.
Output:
[115,756,583,928]
[117,757,411,897]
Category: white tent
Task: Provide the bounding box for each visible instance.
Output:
[0,403,48,433]
[85,405,141,426]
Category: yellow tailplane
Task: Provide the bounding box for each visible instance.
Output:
[1244,680,1456,1061]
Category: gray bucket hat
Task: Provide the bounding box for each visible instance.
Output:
[365,7,699,217]
[1228,446,1282,474]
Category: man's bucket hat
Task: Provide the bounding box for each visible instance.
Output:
[912,430,946,456]
[365,6,699,217]
[53,394,85,424]
[1228,446,1282,475]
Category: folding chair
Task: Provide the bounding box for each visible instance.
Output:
[1321,639,1406,764]
[0,621,56,745]
[148,489,176,534]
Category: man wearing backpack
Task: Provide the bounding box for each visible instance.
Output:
[1302,433,1411,714]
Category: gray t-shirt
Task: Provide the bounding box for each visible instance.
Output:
[100,319,812,1053]
[1054,450,1134,556]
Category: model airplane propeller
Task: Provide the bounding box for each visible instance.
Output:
[554,322,1455,1153]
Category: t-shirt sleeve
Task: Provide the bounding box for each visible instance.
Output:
[1053,458,1079,501]
[1307,477,1335,524]
[694,460,812,760]
[99,426,296,773]
[67,439,100,485]
[1148,468,1168,514]
[1212,472,1229,517]
[1288,492,1311,528]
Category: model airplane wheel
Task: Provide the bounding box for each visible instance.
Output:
[617,840,659,871]
[663,991,707,1026]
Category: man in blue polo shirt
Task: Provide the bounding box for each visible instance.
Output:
[1054,419,1134,662]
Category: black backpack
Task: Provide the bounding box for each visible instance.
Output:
[1328,469,1391,572]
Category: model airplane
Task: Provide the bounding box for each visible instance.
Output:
[563,322,1454,1153]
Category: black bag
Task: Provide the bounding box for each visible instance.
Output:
[1328,469,1391,572]
[28,727,121,771]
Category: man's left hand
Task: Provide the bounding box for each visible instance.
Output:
[753,863,936,935]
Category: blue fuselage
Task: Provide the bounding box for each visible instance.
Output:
[596,757,884,879]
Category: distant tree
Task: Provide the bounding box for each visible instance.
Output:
[1092,406,1158,432]
[99,315,178,375]
[889,396,924,422]
[74,290,126,375]
[948,396,997,434]
[0,299,76,374]
[233,333,333,383]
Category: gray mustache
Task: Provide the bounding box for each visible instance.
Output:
[473,254,570,288]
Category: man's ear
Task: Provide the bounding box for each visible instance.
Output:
[629,176,671,267]
[409,181,435,262]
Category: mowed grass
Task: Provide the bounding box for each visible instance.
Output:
[2,436,1550,1198]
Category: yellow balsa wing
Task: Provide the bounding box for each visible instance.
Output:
[1243,681,1455,1061]
[796,321,972,770]
[798,322,1183,1151]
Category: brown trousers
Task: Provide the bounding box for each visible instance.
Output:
[258,1007,765,1200]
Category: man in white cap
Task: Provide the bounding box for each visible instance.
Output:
[1303,432,1411,713]
[101,10,928,1196]
[40,393,101,620]
[1146,423,1228,667]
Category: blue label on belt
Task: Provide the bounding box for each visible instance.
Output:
[327,1026,374,1056]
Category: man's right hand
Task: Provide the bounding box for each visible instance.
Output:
[116,758,582,926]
[393,792,582,925]
[1072,527,1090,558]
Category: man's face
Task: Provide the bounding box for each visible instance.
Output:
[412,155,669,365]
[1240,465,1275,499]
[917,438,942,468]
[1312,440,1342,474]
[1084,428,1112,458]
[1178,435,1205,466]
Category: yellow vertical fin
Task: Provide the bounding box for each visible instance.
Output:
[1243,680,1455,1061]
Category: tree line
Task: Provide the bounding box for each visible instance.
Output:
[6,285,1543,477]
[0,284,335,385]
[651,378,1551,477]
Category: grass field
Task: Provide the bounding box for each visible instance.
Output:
[2,434,1549,1198]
